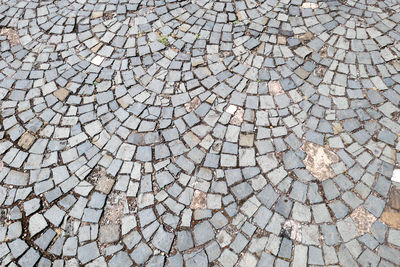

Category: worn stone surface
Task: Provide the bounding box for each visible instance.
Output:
[99,224,120,243]
[190,190,207,210]
[268,81,284,96]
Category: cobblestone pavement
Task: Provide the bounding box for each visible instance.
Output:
[0,0,400,266]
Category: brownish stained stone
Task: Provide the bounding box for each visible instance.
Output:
[295,68,310,80]
[350,206,376,235]
[117,96,130,109]
[301,2,318,9]
[18,132,36,150]
[91,11,103,19]
[381,186,400,229]
[389,188,400,210]
[190,190,207,210]
[91,42,103,53]
[381,209,400,229]
[239,134,254,147]
[302,142,339,181]
[277,36,286,45]
[54,88,70,101]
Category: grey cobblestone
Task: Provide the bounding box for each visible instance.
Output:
[0,0,399,265]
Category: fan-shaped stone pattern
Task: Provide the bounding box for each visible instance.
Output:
[0,0,400,266]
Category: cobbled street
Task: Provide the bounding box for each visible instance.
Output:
[0,0,400,266]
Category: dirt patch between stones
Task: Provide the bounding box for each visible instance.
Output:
[0,28,20,46]
[102,192,126,225]
[350,206,376,235]
[302,142,339,181]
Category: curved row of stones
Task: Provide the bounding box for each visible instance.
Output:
[0,0,400,266]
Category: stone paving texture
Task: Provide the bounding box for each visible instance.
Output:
[0,0,400,266]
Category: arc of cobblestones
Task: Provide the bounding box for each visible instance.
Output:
[0,0,400,266]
